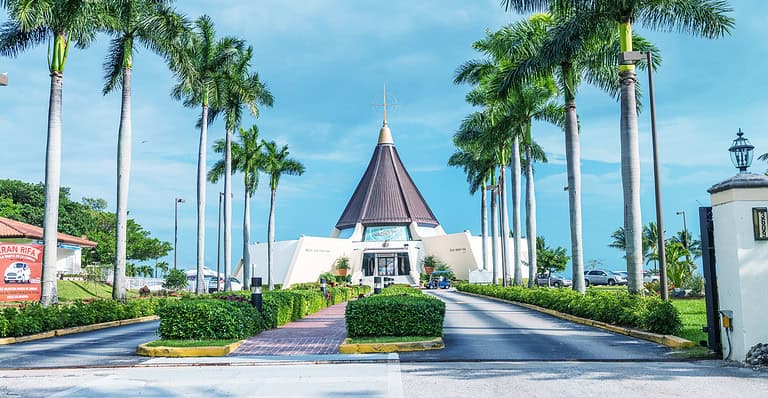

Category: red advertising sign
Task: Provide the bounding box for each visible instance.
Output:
[0,243,43,302]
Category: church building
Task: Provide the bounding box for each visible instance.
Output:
[244,105,528,287]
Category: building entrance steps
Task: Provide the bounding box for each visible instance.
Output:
[230,302,348,356]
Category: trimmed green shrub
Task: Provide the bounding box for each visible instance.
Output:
[456,283,681,335]
[346,294,445,337]
[381,285,422,296]
[157,299,265,340]
[0,298,164,338]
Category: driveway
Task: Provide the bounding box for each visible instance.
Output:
[399,289,673,362]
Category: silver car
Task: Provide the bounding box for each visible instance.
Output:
[584,270,627,287]
[535,273,573,288]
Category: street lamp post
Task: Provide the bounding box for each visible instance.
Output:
[173,197,185,270]
[621,50,668,300]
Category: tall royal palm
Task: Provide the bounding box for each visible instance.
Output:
[448,146,496,274]
[100,0,187,301]
[495,7,658,293]
[208,125,266,292]
[208,47,273,291]
[169,16,244,294]
[0,0,100,305]
[261,141,304,290]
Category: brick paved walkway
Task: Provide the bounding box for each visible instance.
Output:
[230,302,347,356]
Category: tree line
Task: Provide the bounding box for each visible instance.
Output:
[0,179,172,277]
[449,1,733,295]
[0,0,304,305]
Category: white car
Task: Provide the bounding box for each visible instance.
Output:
[4,262,31,284]
[643,271,660,284]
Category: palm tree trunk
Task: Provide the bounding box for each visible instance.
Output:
[40,72,63,307]
[195,104,208,295]
[511,137,523,286]
[267,188,276,290]
[224,127,232,292]
[525,146,537,289]
[242,177,251,291]
[499,165,510,286]
[563,63,585,294]
[113,67,132,302]
[619,22,643,294]
[481,181,488,271]
[490,181,498,285]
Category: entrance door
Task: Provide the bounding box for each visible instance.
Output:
[377,255,396,276]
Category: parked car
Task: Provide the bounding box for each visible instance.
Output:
[584,269,627,287]
[535,273,572,288]
[643,271,660,284]
[4,262,31,284]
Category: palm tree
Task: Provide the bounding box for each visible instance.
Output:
[168,16,244,294]
[759,153,768,174]
[100,0,187,301]
[448,147,495,274]
[522,140,550,288]
[671,230,701,259]
[209,125,265,291]
[642,222,660,272]
[0,0,101,306]
[495,6,662,293]
[208,47,273,291]
[261,141,305,290]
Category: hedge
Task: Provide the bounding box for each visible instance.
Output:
[345,294,445,337]
[0,298,161,338]
[157,299,264,340]
[457,283,681,335]
[380,285,422,296]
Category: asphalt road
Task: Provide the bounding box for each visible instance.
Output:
[0,320,159,369]
[399,289,673,362]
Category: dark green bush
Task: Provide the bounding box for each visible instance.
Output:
[346,294,445,337]
[456,283,682,335]
[157,299,265,340]
[0,298,164,338]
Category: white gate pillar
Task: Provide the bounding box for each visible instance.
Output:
[708,172,768,361]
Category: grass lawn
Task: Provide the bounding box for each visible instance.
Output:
[589,285,627,292]
[347,336,439,344]
[57,280,138,301]
[671,298,707,344]
[145,339,239,348]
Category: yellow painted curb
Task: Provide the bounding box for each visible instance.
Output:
[458,291,696,349]
[136,340,245,357]
[339,337,444,354]
[0,315,160,345]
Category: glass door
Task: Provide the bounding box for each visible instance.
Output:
[376,255,396,276]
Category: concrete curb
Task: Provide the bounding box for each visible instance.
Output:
[339,337,444,354]
[0,315,159,345]
[458,291,696,349]
[136,340,245,357]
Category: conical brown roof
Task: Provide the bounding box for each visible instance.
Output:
[335,123,439,230]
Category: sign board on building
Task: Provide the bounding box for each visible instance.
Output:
[0,243,43,302]
[753,207,768,241]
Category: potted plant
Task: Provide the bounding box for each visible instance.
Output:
[421,255,442,275]
[335,256,350,277]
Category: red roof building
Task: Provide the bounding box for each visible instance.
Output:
[0,217,97,247]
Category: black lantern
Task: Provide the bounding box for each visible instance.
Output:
[320,276,327,295]
[251,277,262,312]
[374,276,382,294]
[729,129,755,173]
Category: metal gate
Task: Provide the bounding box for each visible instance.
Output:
[699,206,721,354]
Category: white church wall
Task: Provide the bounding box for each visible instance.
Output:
[282,237,352,287]
[250,239,299,286]
[422,232,481,280]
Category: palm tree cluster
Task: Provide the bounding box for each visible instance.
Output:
[452,1,732,294]
[0,1,304,305]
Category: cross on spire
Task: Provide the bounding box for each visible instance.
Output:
[375,84,397,127]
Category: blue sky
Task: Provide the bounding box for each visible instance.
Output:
[1,1,766,274]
